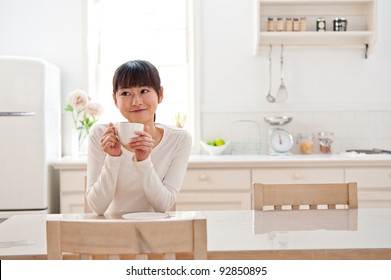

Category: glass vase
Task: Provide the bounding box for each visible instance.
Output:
[72,129,88,157]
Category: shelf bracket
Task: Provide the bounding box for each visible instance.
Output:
[363,44,369,59]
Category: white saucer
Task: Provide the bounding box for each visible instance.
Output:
[122,212,169,220]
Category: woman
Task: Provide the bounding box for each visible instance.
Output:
[86,60,192,215]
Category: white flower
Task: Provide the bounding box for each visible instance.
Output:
[65,89,103,148]
[86,102,104,118]
[67,89,88,112]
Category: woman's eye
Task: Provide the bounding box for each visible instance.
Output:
[120,91,130,96]
[141,88,150,94]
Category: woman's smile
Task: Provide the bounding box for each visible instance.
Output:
[130,108,147,114]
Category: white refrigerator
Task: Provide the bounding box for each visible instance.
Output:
[0,56,61,218]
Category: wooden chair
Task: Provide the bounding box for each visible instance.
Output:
[46,214,207,260]
[252,182,358,211]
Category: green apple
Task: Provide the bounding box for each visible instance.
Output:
[215,138,225,146]
[207,140,216,146]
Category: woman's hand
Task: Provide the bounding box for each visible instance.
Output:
[124,125,155,161]
[100,123,122,157]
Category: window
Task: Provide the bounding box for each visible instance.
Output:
[87,0,197,145]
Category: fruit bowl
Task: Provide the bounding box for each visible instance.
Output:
[200,140,231,156]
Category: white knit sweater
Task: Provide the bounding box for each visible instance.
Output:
[86,123,192,215]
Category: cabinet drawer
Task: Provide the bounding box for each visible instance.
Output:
[345,167,391,189]
[60,193,85,213]
[252,167,344,184]
[176,192,250,211]
[60,170,87,192]
[183,169,251,191]
[358,191,391,208]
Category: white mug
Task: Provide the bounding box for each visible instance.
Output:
[115,122,144,146]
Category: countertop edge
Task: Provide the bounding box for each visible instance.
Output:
[52,154,391,169]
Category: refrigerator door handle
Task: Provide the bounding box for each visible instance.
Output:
[0,112,36,117]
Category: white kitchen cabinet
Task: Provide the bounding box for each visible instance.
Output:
[345,167,391,208]
[254,0,377,57]
[53,154,391,213]
[176,168,252,211]
[252,167,344,184]
[58,169,86,213]
[176,193,250,211]
[253,165,391,208]
[53,165,253,213]
[52,160,87,214]
[60,193,85,213]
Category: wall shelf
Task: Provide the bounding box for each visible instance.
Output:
[254,0,377,58]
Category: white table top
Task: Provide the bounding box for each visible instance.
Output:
[1,208,391,259]
[0,214,47,257]
[206,209,391,252]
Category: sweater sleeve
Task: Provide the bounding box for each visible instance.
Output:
[135,131,192,212]
[85,124,122,215]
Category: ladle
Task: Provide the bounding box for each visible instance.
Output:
[276,45,288,103]
[265,45,275,103]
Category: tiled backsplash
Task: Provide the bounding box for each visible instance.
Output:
[201,111,391,155]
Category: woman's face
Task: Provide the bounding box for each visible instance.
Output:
[113,85,163,124]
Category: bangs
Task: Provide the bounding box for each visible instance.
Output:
[113,60,161,93]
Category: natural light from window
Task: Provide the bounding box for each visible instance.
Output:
[87,0,195,138]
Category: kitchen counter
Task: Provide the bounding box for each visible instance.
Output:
[52,153,391,169]
[188,153,391,168]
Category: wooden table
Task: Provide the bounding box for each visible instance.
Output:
[1,208,391,260]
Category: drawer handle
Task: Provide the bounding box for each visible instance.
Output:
[199,174,207,181]
[292,172,302,180]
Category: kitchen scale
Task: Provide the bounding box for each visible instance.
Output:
[264,116,293,155]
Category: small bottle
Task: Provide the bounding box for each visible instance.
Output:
[267,17,274,32]
[317,17,326,31]
[285,18,293,32]
[300,17,307,31]
[334,17,347,31]
[293,18,300,32]
[277,17,284,32]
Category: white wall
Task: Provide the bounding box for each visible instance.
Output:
[200,0,391,153]
[0,0,390,155]
[201,0,391,112]
[0,0,85,156]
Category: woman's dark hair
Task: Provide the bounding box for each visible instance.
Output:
[112,60,161,94]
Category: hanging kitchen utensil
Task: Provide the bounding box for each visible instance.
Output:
[275,45,288,103]
[266,45,275,103]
